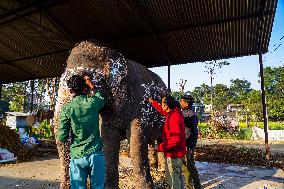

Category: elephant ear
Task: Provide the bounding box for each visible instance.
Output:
[104,49,128,109]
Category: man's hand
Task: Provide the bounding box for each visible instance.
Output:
[148,98,154,103]
[84,75,95,90]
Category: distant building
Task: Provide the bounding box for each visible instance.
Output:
[226,104,243,112]
[192,103,204,114]
[5,112,30,129]
[204,104,212,113]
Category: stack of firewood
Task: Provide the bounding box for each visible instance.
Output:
[0,124,30,162]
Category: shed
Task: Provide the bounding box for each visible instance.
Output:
[5,112,30,129]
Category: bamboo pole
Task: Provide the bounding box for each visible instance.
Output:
[259,53,270,164]
[168,64,171,92]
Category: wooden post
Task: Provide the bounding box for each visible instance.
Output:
[0,81,2,100]
[259,53,270,164]
[30,80,34,114]
[168,64,171,92]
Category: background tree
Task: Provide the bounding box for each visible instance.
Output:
[191,83,211,104]
[204,60,230,110]
[264,66,284,120]
[212,84,231,111]
[176,79,187,95]
[2,82,29,112]
[242,89,262,122]
[230,79,252,104]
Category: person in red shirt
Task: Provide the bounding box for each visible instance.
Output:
[148,95,186,189]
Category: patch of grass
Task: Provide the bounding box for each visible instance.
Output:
[239,121,284,130]
[238,128,253,140]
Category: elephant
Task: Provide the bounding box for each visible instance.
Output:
[54,41,168,189]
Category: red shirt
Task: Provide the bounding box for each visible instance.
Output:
[151,101,186,158]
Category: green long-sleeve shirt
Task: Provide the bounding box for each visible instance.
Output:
[57,92,105,159]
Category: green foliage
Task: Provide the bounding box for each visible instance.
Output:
[257,121,284,130]
[31,120,54,139]
[198,122,252,140]
[241,90,262,120]
[170,91,183,100]
[238,128,253,140]
[2,82,29,112]
[191,83,211,104]
[264,66,284,120]
[212,84,231,111]
[239,121,284,130]
[229,79,252,104]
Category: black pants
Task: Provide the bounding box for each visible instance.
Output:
[186,149,202,189]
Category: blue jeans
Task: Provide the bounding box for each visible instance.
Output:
[69,151,105,189]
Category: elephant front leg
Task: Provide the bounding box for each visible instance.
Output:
[102,126,120,189]
[130,119,154,189]
[56,141,71,189]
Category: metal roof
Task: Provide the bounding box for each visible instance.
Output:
[0,0,278,83]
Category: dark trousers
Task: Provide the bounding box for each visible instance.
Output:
[186,149,202,189]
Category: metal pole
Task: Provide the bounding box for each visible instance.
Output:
[259,53,270,164]
[168,64,171,92]
[30,80,34,114]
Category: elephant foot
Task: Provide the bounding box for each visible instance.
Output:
[132,175,154,189]
[60,180,70,189]
[105,183,119,189]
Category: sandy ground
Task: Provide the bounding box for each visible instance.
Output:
[0,155,284,189]
[0,139,284,189]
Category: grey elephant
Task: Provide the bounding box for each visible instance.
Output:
[54,41,168,189]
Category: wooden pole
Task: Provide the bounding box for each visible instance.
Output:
[0,82,2,100]
[168,64,171,92]
[259,53,270,164]
[30,80,34,114]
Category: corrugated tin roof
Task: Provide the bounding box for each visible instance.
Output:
[0,0,278,83]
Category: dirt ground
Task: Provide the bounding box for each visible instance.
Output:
[0,139,284,189]
[198,139,284,155]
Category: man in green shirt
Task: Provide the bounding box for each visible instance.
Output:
[57,75,105,189]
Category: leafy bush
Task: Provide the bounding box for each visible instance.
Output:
[239,121,284,130]
[198,122,252,140]
[31,120,54,139]
[238,128,253,140]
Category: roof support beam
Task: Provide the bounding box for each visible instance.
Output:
[121,0,172,91]
[111,10,275,43]
[120,1,172,61]
[2,63,36,77]
[44,10,77,42]
[0,48,70,64]
[0,0,67,26]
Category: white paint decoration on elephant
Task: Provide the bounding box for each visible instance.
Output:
[140,81,166,128]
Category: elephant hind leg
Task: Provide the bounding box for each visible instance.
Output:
[102,126,120,189]
[130,119,154,189]
[148,143,158,169]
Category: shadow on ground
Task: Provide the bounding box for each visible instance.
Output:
[198,161,284,189]
[0,176,59,189]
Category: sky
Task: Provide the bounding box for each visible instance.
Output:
[150,1,284,92]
